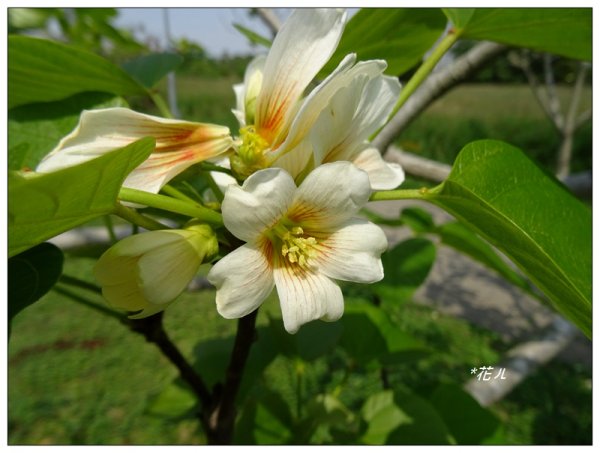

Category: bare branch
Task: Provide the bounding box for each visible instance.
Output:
[575,109,592,129]
[385,146,450,182]
[509,51,563,131]
[543,53,564,128]
[556,62,589,178]
[255,8,282,36]
[373,41,507,154]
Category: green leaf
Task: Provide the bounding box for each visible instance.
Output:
[373,238,437,305]
[266,317,343,362]
[192,326,278,400]
[320,9,447,77]
[429,383,501,445]
[340,301,427,365]
[399,206,435,233]
[443,8,475,29]
[8,243,64,325]
[146,381,197,419]
[8,35,146,109]
[451,8,591,61]
[435,221,532,292]
[294,394,355,443]
[121,53,184,89]
[8,137,155,257]
[361,390,453,445]
[233,23,272,48]
[8,93,127,171]
[427,140,591,337]
[235,386,293,444]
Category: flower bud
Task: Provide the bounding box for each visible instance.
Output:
[94,224,218,318]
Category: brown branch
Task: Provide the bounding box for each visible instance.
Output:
[255,8,282,36]
[128,313,212,409]
[206,309,259,444]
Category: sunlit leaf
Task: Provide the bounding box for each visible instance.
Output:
[436,221,532,292]
[445,8,591,61]
[8,137,155,257]
[321,8,447,77]
[426,140,591,337]
[8,93,127,172]
[146,381,197,419]
[8,35,146,109]
[442,8,475,29]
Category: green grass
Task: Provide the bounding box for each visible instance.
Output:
[8,258,592,444]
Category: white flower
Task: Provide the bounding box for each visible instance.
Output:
[37,108,233,194]
[94,224,218,318]
[230,8,404,190]
[207,162,388,334]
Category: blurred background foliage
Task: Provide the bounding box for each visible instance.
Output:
[8,7,592,445]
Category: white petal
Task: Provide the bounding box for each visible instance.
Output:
[352,147,405,190]
[310,75,368,166]
[208,241,275,319]
[255,9,346,145]
[138,233,202,305]
[271,138,313,180]
[311,74,401,167]
[289,162,371,229]
[274,261,344,334]
[270,57,386,163]
[240,55,266,126]
[317,218,387,284]
[101,281,148,312]
[37,108,233,193]
[123,135,232,193]
[222,167,296,242]
[351,75,401,140]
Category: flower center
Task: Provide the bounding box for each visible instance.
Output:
[270,223,318,269]
[230,126,269,180]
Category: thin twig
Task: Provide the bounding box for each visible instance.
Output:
[54,285,123,320]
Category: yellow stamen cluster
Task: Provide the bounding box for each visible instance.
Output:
[230,126,269,179]
[272,224,318,269]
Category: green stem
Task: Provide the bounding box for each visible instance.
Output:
[161,184,197,204]
[113,203,170,231]
[60,274,102,294]
[103,215,118,244]
[369,187,434,202]
[119,188,223,226]
[207,174,224,203]
[200,161,234,175]
[388,31,460,122]
[149,91,173,119]
[54,285,123,320]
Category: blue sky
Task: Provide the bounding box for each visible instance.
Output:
[115,8,291,57]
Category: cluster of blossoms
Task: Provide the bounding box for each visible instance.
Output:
[37,9,404,333]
